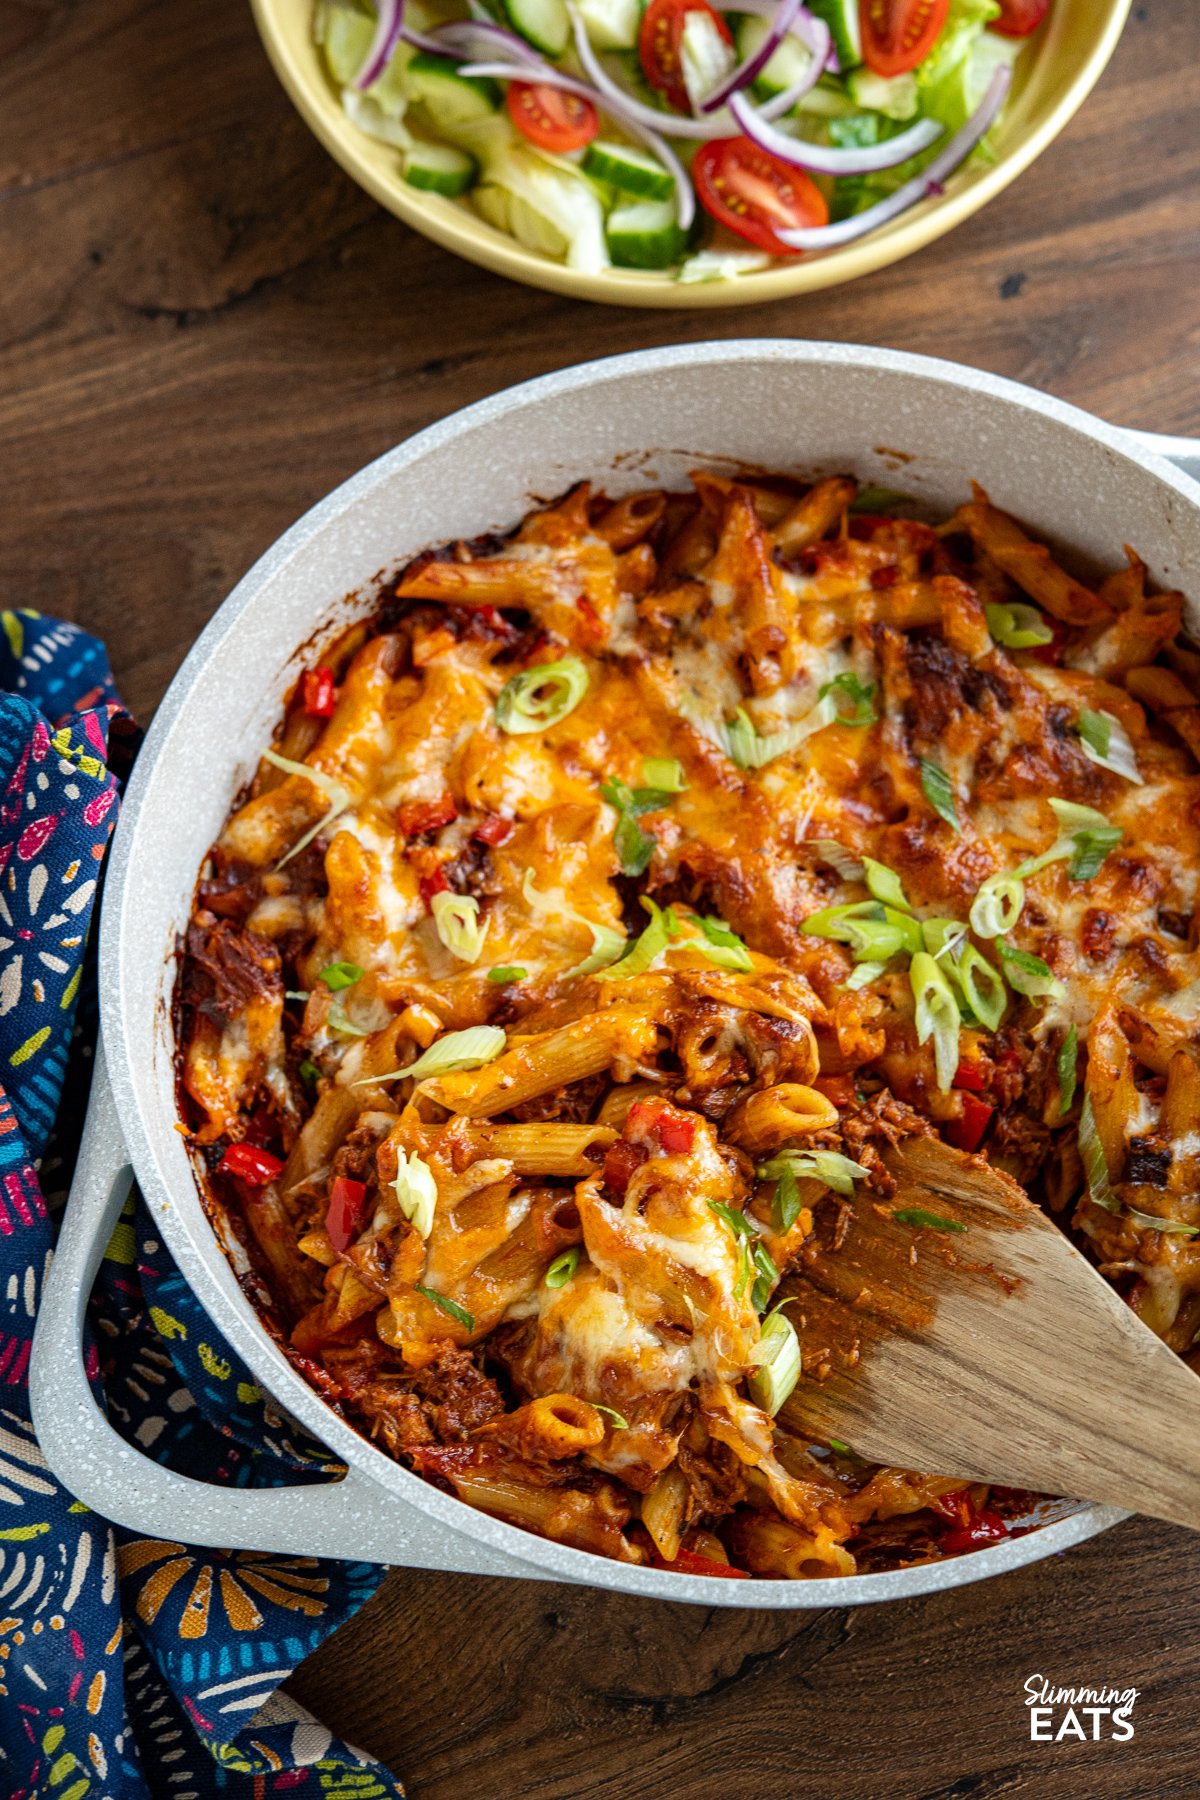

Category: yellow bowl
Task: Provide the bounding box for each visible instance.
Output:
[250,0,1131,308]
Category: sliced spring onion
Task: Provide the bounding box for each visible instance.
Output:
[487,964,527,984]
[394,1148,438,1239]
[769,1160,802,1232]
[922,918,968,961]
[910,951,960,1092]
[1057,1024,1078,1117]
[319,961,364,991]
[298,1057,321,1086]
[862,856,911,912]
[414,1284,475,1331]
[495,656,589,734]
[844,961,887,990]
[600,774,676,877]
[362,1025,507,1086]
[262,747,352,867]
[1079,1092,1115,1212]
[801,899,880,942]
[985,601,1054,649]
[1069,827,1124,882]
[591,1402,629,1428]
[327,1004,367,1037]
[602,896,677,980]
[1077,708,1142,785]
[995,940,1065,1001]
[892,1208,966,1234]
[692,914,752,972]
[432,890,487,963]
[819,671,878,728]
[969,873,1024,939]
[285,989,310,1002]
[545,1246,581,1287]
[1014,800,1123,883]
[758,1150,867,1198]
[807,838,865,881]
[955,944,1007,1031]
[642,756,687,793]
[521,869,626,978]
[750,1238,779,1313]
[721,692,839,770]
[1124,1207,1199,1238]
[919,758,960,832]
[747,1308,801,1415]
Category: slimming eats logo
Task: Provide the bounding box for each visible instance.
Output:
[1025,1674,1138,1741]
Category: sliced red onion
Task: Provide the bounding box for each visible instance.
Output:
[775,65,1013,250]
[354,0,405,89]
[720,0,828,59]
[729,89,941,172]
[459,59,600,99]
[430,19,544,61]
[699,0,802,113]
[399,21,454,54]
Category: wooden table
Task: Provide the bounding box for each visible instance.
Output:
[5,1,1200,1792]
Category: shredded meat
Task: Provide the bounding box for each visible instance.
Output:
[412,1349,507,1440]
[183,912,281,1024]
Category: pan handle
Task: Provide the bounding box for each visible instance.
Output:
[29,1044,543,1578]
[1119,427,1200,484]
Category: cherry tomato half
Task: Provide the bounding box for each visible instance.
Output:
[507,82,598,153]
[692,138,828,256]
[860,0,951,77]
[993,0,1051,36]
[639,0,731,114]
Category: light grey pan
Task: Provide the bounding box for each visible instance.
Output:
[29,341,1200,1608]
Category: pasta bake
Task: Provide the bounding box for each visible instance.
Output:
[179,469,1200,1579]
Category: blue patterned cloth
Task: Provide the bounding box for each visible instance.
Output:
[0,610,404,1800]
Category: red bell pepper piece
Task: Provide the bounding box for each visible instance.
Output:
[301,667,337,718]
[626,1097,696,1155]
[418,867,450,910]
[325,1176,369,1254]
[945,1091,994,1153]
[473,815,513,847]
[939,1507,1010,1553]
[218,1143,285,1186]
[398,795,458,837]
[952,1060,987,1093]
[652,1546,750,1579]
[1030,617,1068,666]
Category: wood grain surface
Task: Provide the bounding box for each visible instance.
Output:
[4,0,1200,1792]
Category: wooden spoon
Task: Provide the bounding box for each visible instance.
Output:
[778,1135,1200,1530]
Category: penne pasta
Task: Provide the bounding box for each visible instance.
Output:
[182,468,1200,1581]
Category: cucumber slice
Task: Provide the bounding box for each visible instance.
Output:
[806,0,861,70]
[845,67,919,119]
[582,138,675,201]
[794,76,860,119]
[734,14,815,101]
[405,52,502,128]
[501,0,570,58]
[605,197,687,270]
[575,0,640,50]
[404,138,478,196]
